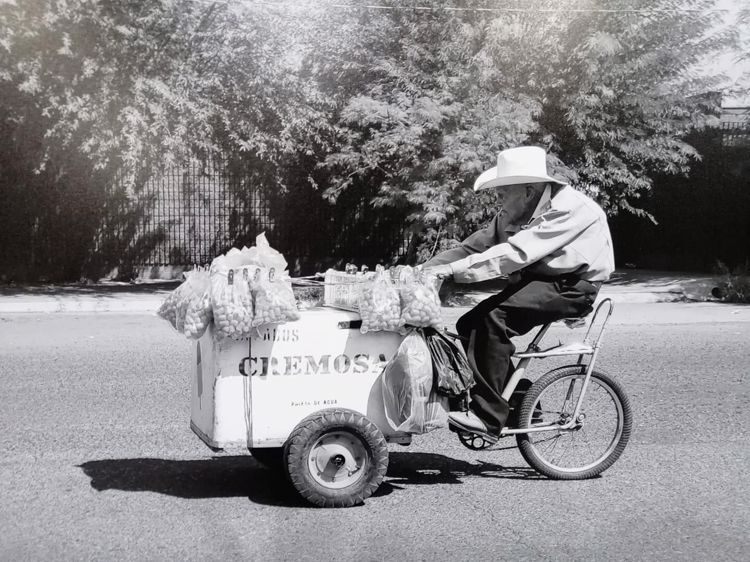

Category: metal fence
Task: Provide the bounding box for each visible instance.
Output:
[103,160,411,272]
[721,121,750,147]
[104,122,747,273]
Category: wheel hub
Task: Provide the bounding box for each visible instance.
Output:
[330,454,346,468]
[307,431,367,489]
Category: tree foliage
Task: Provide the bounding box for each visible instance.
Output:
[310,0,740,261]
[0,0,326,279]
[0,0,745,279]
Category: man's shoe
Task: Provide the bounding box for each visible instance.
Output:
[448,411,499,444]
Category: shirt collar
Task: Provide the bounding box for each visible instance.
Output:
[510,184,553,232]
[530,183,552,220]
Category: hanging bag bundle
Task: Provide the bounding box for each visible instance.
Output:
[157,271,200,333]
[251,266,300,328]
[358,265,400,333]
[422,328,475,399]
[210,268,254,340]
[398,267,443,330]
[183,268,213,340]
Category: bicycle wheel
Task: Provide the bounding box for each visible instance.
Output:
[516,366,632,480]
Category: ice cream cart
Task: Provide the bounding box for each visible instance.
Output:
[181,264,631,508]
[190,306,410,507]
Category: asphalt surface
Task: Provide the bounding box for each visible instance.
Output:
[1,304,748,561]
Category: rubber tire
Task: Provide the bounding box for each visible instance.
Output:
[249,447,284,470]
[283,408,389,508]
[516,366,632,480]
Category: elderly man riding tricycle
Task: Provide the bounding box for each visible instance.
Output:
[179,147,632,508]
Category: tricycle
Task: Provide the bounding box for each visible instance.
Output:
[190,298,632,508]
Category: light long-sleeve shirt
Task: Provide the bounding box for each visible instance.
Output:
[437,185,615,283]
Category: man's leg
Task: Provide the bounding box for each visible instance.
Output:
[455,279,532,434]
[456,277,598,435]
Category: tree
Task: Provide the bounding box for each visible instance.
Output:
[0,0,744,279]
[0,0,324,279]
[311,0,740,261]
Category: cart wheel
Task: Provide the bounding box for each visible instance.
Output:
[249,447,284,470]
[284,408,389,508]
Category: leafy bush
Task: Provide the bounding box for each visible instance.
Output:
[713,261,750,303]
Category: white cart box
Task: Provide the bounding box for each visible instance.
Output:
[190,307,407,450]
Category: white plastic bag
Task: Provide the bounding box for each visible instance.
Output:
[210,268,254,340]
[381,331,449,434]
[359,265,401,333]
[210,245,261,273]
[255,232,287,272]
[398,267,443,329]
[251,266,300,328]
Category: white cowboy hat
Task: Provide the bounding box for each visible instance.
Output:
[473,146,566,191]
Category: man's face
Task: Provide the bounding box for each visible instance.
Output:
[494,183,542,223]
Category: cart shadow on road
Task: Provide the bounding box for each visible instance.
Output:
[78,456,309,507]
[79,452,545,507]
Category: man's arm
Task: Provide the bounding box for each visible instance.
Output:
[423,244,473,267]
[423,213,508,268]
[447,204,598,283]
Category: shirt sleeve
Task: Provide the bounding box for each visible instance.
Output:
[423,213,507,267]
[423,245,472,267]
[448,204,597,283]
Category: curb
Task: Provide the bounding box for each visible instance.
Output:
[0,288,697,314]
[0,296,164,314]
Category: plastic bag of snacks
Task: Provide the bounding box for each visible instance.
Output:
[184,291,213,339]
[251,266,301,327]
[157,279,194,332]
[398,266,443,330]
[183,269,213,340]
[210,268,254,340]
[358,265,400,333]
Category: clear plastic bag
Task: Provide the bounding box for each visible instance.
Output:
[183,269,213,340]
[251,266,301,328]
[359,265,401,333]
[157,274,196,332]
[398,267,443,329]
[184,291,213,339]
[210,268,254,340]
[381,331,449,434]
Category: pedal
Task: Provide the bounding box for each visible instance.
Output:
[456,430,496,450]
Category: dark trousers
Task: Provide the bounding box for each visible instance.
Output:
[455,275,599,435]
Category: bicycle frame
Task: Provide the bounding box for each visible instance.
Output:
[496,298,615,436]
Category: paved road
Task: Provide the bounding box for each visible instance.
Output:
[1,304,748,561]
